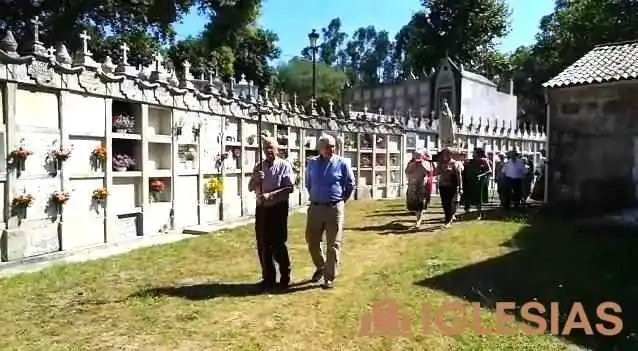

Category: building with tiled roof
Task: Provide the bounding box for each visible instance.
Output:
[543,40,638,88]
[543,40,638,212]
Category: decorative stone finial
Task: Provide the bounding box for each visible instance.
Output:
[363,104,368,115]
[179,60,194,89]
[47,46,56,58]
[328,100,334,116]
[0,30,19,56]
[31,16,42,44]
[79,30,91,56]
[101,56,116,73]
[149,52,168,82]
[55,44,72,66]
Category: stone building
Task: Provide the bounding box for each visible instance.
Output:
[345,56,518,127]
[543,40,638,212]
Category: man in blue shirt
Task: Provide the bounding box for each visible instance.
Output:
[304,134,355,289]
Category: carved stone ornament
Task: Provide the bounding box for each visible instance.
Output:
[27,60,57,87]
[0,31,34,65]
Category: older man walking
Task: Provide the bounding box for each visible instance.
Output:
[305,134,355,289]
[248,137,295,289]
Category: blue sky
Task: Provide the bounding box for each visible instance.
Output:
[174,0,555,63]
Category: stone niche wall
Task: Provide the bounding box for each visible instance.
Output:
[548,84,638,212]
[0,36,546,262]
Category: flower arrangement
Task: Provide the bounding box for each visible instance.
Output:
[50,191,70,205]
[113,154,135,171]
[149,179,166,202]
[205,177,223,201]
[12,194,34,208]
[8,146,32,172]
[184,148,197,161]
[92,144,107,162]
[112,114,135,133]
[92,187,109,201]
[344,137,355,149]
[53,148,71,161]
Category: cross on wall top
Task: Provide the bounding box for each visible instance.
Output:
[30,16,42,43]
[79,30,91,55]
[120,43,130,65]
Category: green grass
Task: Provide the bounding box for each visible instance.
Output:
[0,199,632,350]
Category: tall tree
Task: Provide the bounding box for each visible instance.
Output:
[275,57,348,108]
[301,18,348,67]
[396,0,511,77]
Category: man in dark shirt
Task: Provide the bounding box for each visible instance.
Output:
[304,134,355,289]
[248,137,294,289]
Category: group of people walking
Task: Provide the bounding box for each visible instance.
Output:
[405,147,545,227]
[248,133,544,291]
[249,134,354,291]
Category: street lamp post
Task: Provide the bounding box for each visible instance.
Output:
[308,29,320,101]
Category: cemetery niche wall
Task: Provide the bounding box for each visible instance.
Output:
[0,27,546,262]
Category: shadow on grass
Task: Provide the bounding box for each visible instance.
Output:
[416,206,638,350]
[349,220,441,235]
[132,280,319,301]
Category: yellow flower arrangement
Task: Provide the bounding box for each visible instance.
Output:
[92,187,109,201]
[205,177,223,198]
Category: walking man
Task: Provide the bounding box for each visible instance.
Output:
[248,137,294,289]
[305,134,355,289]
[501,150,526,209]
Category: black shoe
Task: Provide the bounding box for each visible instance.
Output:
[321,280,334,289]
[279,275,290,288]
[257,280,276,291]
[311,268,324,282]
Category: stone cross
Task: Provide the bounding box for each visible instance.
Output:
[153,52,163,71]
[31,16,42,43]
[120,43,130,65]
[328,100,334,114]
[47,46,56,57]
[182,60,193,80]
[79,30,91,55]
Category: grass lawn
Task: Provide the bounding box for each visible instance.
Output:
[0,199,634,350]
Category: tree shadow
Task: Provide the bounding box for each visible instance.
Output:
[131,280,319,301]
[415,207,638,350]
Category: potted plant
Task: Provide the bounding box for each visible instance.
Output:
[149,179,166,202]
[113,154,135,171]
[184,148,197,169]
[51,147,71,170]
[91,187,109,211]
[91,144,107,170]
[50,191,70,216]
[8,146,32,173]
[112,114,135,133]
[204,176,223,204]
[11,193,34,219]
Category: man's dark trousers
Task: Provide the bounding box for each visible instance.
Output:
[255,201,291,284]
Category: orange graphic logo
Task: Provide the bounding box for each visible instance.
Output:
[359,299,623,336]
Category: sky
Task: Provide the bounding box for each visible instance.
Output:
[174,0,555,63]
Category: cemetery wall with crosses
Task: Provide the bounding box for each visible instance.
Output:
[0,27,546,263]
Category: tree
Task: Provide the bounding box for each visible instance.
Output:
[0,0,193,66]
[395,0,511,77]
[275,57,348,108]
[508,0,638,126]
[301,18,348,67]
